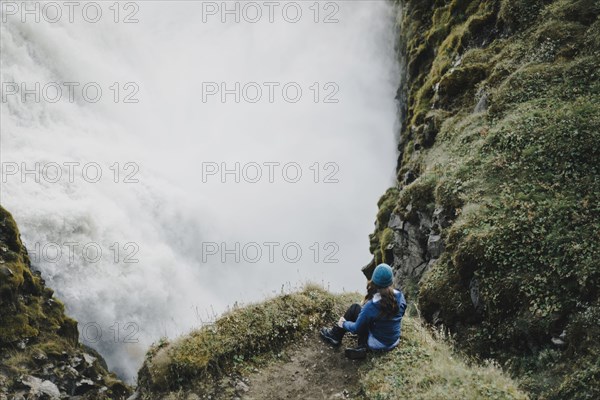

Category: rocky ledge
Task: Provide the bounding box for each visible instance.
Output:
[0,206,131,399]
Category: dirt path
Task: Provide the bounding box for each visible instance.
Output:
[239,331,365,400]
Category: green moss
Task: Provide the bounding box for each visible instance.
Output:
[0,205,131,397]
[397,175,437,221]
[0,206,79,347]
[404,0,497,149]
[379,227,396,264]
[369,188,400,265]
[376,187,400,228]
[385,0,600,397]
[543,0,600,25]
[498,0,549,32]
[491,57,600,115]
[418,255,475,325]
[434,177,464,214]
[0,314,39,343]
[436,63,487,108]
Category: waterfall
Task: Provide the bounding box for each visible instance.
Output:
[0,1,400,381]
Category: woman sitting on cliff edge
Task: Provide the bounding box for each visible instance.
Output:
[320,263,407,359]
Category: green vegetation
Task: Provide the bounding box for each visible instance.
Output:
[370,187,400,265]
[374,0,600,398]
[137,285,357,393]
[0,206,78,346]
[0,206,130,399]
[397,175,437,221]
[137,286,527,399]
[360,317,528,400]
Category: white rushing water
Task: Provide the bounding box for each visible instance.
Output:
[0,1,400,381]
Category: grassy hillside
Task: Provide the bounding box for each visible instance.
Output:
[135,285,527,399]
[136,285,356,396]
[360,316,527,400]
[368,0,600,398]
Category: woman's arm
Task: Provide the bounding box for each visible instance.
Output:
[342,303,374,333]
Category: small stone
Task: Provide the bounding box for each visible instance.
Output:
[126,391,140,400]
[32,351,48,365]
[433,207,451,229]
[559,330,567,340]
[83,353,97,366]
[388,213,404,230]
[20,375,61,399]
[65,366,79,376]
[403,170,416,185]
[42,363,55,375]
[71,356,83,368]
[74,378,95,395]
[0,266,12,275]
[418,211,433,231]
[427,234,444,258]
[234,380,249,393]
[474,92,488,113]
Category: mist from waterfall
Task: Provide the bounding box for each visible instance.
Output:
[0,1,400,381]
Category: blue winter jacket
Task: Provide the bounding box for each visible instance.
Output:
[342,289,407,351]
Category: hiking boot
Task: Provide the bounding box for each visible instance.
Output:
[344,346,367,360]
[320,327,341,347]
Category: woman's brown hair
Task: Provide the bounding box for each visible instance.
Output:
[363,280,378,305]
[377,286,399,318]
[363,281,399,317]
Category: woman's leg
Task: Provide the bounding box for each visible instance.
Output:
[342,303,369,359]
[321,303,363,345]
[343,303,368,348]
[331,303,362,339]
[344,303,362,321]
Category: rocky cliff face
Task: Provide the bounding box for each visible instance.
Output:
[0,206,131,399]
[366,0,600,398]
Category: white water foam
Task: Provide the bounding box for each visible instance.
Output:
[0,1,400,381]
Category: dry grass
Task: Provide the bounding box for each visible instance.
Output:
[359,316,529,400]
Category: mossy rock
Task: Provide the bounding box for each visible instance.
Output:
[377,0,600,398]
[0,206,74,346]
[498,0,550,32]
[0,205,132,398]
[397,175,437,221]
[436,64,487,107]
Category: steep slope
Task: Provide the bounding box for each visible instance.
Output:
[0,206,131,399]
[366,0,600,398]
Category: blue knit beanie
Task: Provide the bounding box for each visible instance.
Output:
[372,263,393,288]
